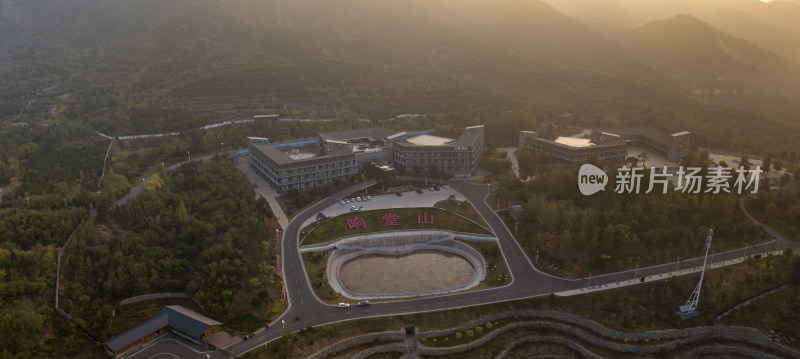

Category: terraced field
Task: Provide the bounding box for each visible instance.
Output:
[307,310,799,359]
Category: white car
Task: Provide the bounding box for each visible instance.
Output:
[356,197,362,202]
[366,195,372,201]
[443,185,450,189]
[345,199,350,204]
[339,200,345,205]
[358,206,364,211]
[337,303,350,308]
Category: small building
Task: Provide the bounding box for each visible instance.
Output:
[103,305,221,357]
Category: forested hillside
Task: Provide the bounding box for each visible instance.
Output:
[61,157,279,341]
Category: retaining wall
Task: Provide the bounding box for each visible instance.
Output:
[300,229,496,253]
[305,331,406,359]
[326,237,486,300]
[119,292,205,313]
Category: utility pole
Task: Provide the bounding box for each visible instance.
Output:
[679,228,713,318]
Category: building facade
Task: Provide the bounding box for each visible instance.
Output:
[249,137,358,193]
[249,125,485,192]
[519,127,690,165]
[393,125,484,177]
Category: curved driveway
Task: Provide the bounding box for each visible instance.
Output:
[227,180,579,356]
[226,178,798,356]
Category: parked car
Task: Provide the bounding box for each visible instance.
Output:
[357,301,370,306]
[358,206,364,211]
[339,200,346,205]
[429,187,435,191]
[433,186,440,191]
[350,206,358,212]
[345,198,350,204]
[337,303,350,308]
[361,196,367,201]
[356,197,362,202]
[443,185,450,189]
[416,189,423,194]
[396,192,403,197]
[366,195,372,201]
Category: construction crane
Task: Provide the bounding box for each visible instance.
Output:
[678,228,713,319]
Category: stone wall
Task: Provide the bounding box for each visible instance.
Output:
[300,229,496,253]
[326,237,487,300]
[416,310,797,358]
[119,292,205,313]
[305,331,406,359]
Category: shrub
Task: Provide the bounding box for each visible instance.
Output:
[475,326,483,333]
[421,337,427,342]
[486,322,493,329]
[456,332,463,339]
[467,330,474,337]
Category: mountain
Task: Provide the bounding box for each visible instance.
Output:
[1,0,799,154]
[629,14,788,79]
[543,0,800,63]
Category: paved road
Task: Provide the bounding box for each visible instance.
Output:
[227,180,580,356]
[115,151,237,207]
[114,158,798,357]
[228,177,800,357]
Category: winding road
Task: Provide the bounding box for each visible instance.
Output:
[225,178,799,357]
[114,153,797,357]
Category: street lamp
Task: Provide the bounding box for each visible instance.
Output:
[187,150,191,162]
[63,197,67,208]
[221,142,224,154]
[26,197,30,208]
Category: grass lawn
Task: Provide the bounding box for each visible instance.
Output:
[301,207,491,246]
[718,284,800,347]
[748,206,799,241]
[246,253,799,358]
[433,199,489,229]
[301,239,510,305]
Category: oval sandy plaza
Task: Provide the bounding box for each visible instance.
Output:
[338,250,476,295]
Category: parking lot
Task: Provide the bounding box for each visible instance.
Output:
[299,186,465,228]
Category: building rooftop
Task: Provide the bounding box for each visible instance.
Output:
[253,143,353,167]
[598,127,673,146]
[406,134,454,146]
[104,305,221,352]
[554,137,594,148]
[318,127,396,142]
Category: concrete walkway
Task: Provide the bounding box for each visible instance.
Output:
[236,161,289,230]
[497,147,520,179]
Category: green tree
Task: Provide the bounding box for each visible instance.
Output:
[177,200,189,224]
[740,156,750,171]
[773,160,783,171]
[601,223,615,250]
[762,156,772,173]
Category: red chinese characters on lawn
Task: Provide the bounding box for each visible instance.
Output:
[382,213,401,226]
[346,217,367,230]
[417,211,434,224]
